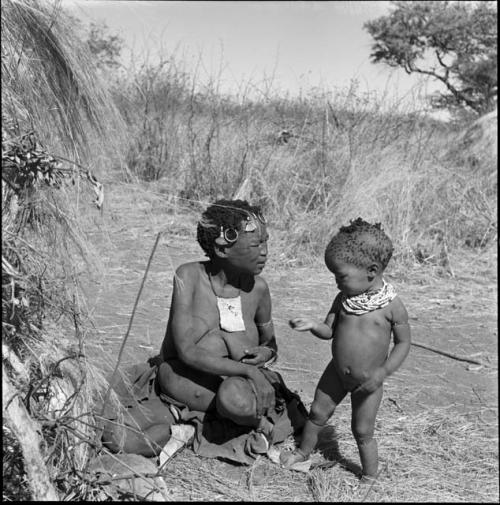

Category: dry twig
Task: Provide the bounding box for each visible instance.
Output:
[411,340,494,368]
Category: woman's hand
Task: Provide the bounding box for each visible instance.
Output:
[246,367,276,417]
[240,346,274,366]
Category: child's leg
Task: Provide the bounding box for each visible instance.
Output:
[350,385,383,478]
[281,360,346,466]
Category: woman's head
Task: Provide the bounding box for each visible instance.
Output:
[197,200,268,274]
[324,218,394,272]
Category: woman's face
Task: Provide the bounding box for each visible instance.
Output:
[225,219,269,275]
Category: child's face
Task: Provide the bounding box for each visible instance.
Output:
[225,220,269,275]
[326,258,374,297]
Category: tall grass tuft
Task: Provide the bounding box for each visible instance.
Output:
[1,0,124,161]
[2,0,124,500]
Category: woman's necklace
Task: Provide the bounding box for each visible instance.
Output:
[209,272,246,332]
[208,271,241,298]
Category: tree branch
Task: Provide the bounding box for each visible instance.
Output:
[411,64,481,112]
[435,49,450,70]
[3,364,59,500]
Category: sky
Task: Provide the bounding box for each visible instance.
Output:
[63,0,442,110]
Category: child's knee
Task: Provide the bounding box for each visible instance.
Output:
[351,421,375,444]
[309,401,333,426]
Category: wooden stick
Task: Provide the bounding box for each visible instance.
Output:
[98,232,162,421]
[411,341,494,368]
[2,343,29,382]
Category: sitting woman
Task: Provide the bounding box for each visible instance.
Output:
[101,199,306,461]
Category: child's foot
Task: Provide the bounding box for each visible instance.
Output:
[279,448,310,469]
[359,473,378,485]
[257,417,274,438]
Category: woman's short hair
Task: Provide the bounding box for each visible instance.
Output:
[197,199,263,258]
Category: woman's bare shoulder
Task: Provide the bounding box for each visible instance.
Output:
[254,274,270,293]
[174,261,209,282]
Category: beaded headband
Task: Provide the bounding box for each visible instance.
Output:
[215,211,266,245]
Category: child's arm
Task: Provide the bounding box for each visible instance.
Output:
[352,297,411,395]
[289,318,332,339]
[289,294,340,340]
[382,297,411,376]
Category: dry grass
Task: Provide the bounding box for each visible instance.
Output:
[77,182,498,502]
[2,2,496,498]
[2,1,124,497]
[1,0,124,160]
[109,59,497,265]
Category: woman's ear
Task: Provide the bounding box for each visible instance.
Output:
[214,241,228,259]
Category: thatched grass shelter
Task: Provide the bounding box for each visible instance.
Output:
[2,0,124,500]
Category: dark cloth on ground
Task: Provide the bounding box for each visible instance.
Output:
[103,356,307,465]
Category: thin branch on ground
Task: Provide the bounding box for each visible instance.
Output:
[411,340,495,368]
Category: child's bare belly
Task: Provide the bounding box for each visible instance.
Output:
[332,325,390,389]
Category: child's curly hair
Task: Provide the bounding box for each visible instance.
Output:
[197,199,263,258]
[324,217,394,271]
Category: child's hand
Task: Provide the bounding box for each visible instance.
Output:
[352,367,386,395]
[289,318,316,332]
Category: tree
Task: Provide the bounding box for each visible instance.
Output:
[86,21,123,70]
[364,1,497,116]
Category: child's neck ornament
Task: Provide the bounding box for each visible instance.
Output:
[341,279,396,315]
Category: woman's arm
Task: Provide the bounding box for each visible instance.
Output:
[242,277,277,365]
[170,264,257,379]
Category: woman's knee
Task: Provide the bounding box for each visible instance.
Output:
[216,377,255,422]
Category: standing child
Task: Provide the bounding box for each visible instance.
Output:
[280,218,411,482]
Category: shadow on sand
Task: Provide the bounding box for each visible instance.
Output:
[312,425,361,476]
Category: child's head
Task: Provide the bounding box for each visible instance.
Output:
[197,199,265,259]
[324,218,393,274]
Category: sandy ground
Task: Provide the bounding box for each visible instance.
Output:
[80,184,498,501]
